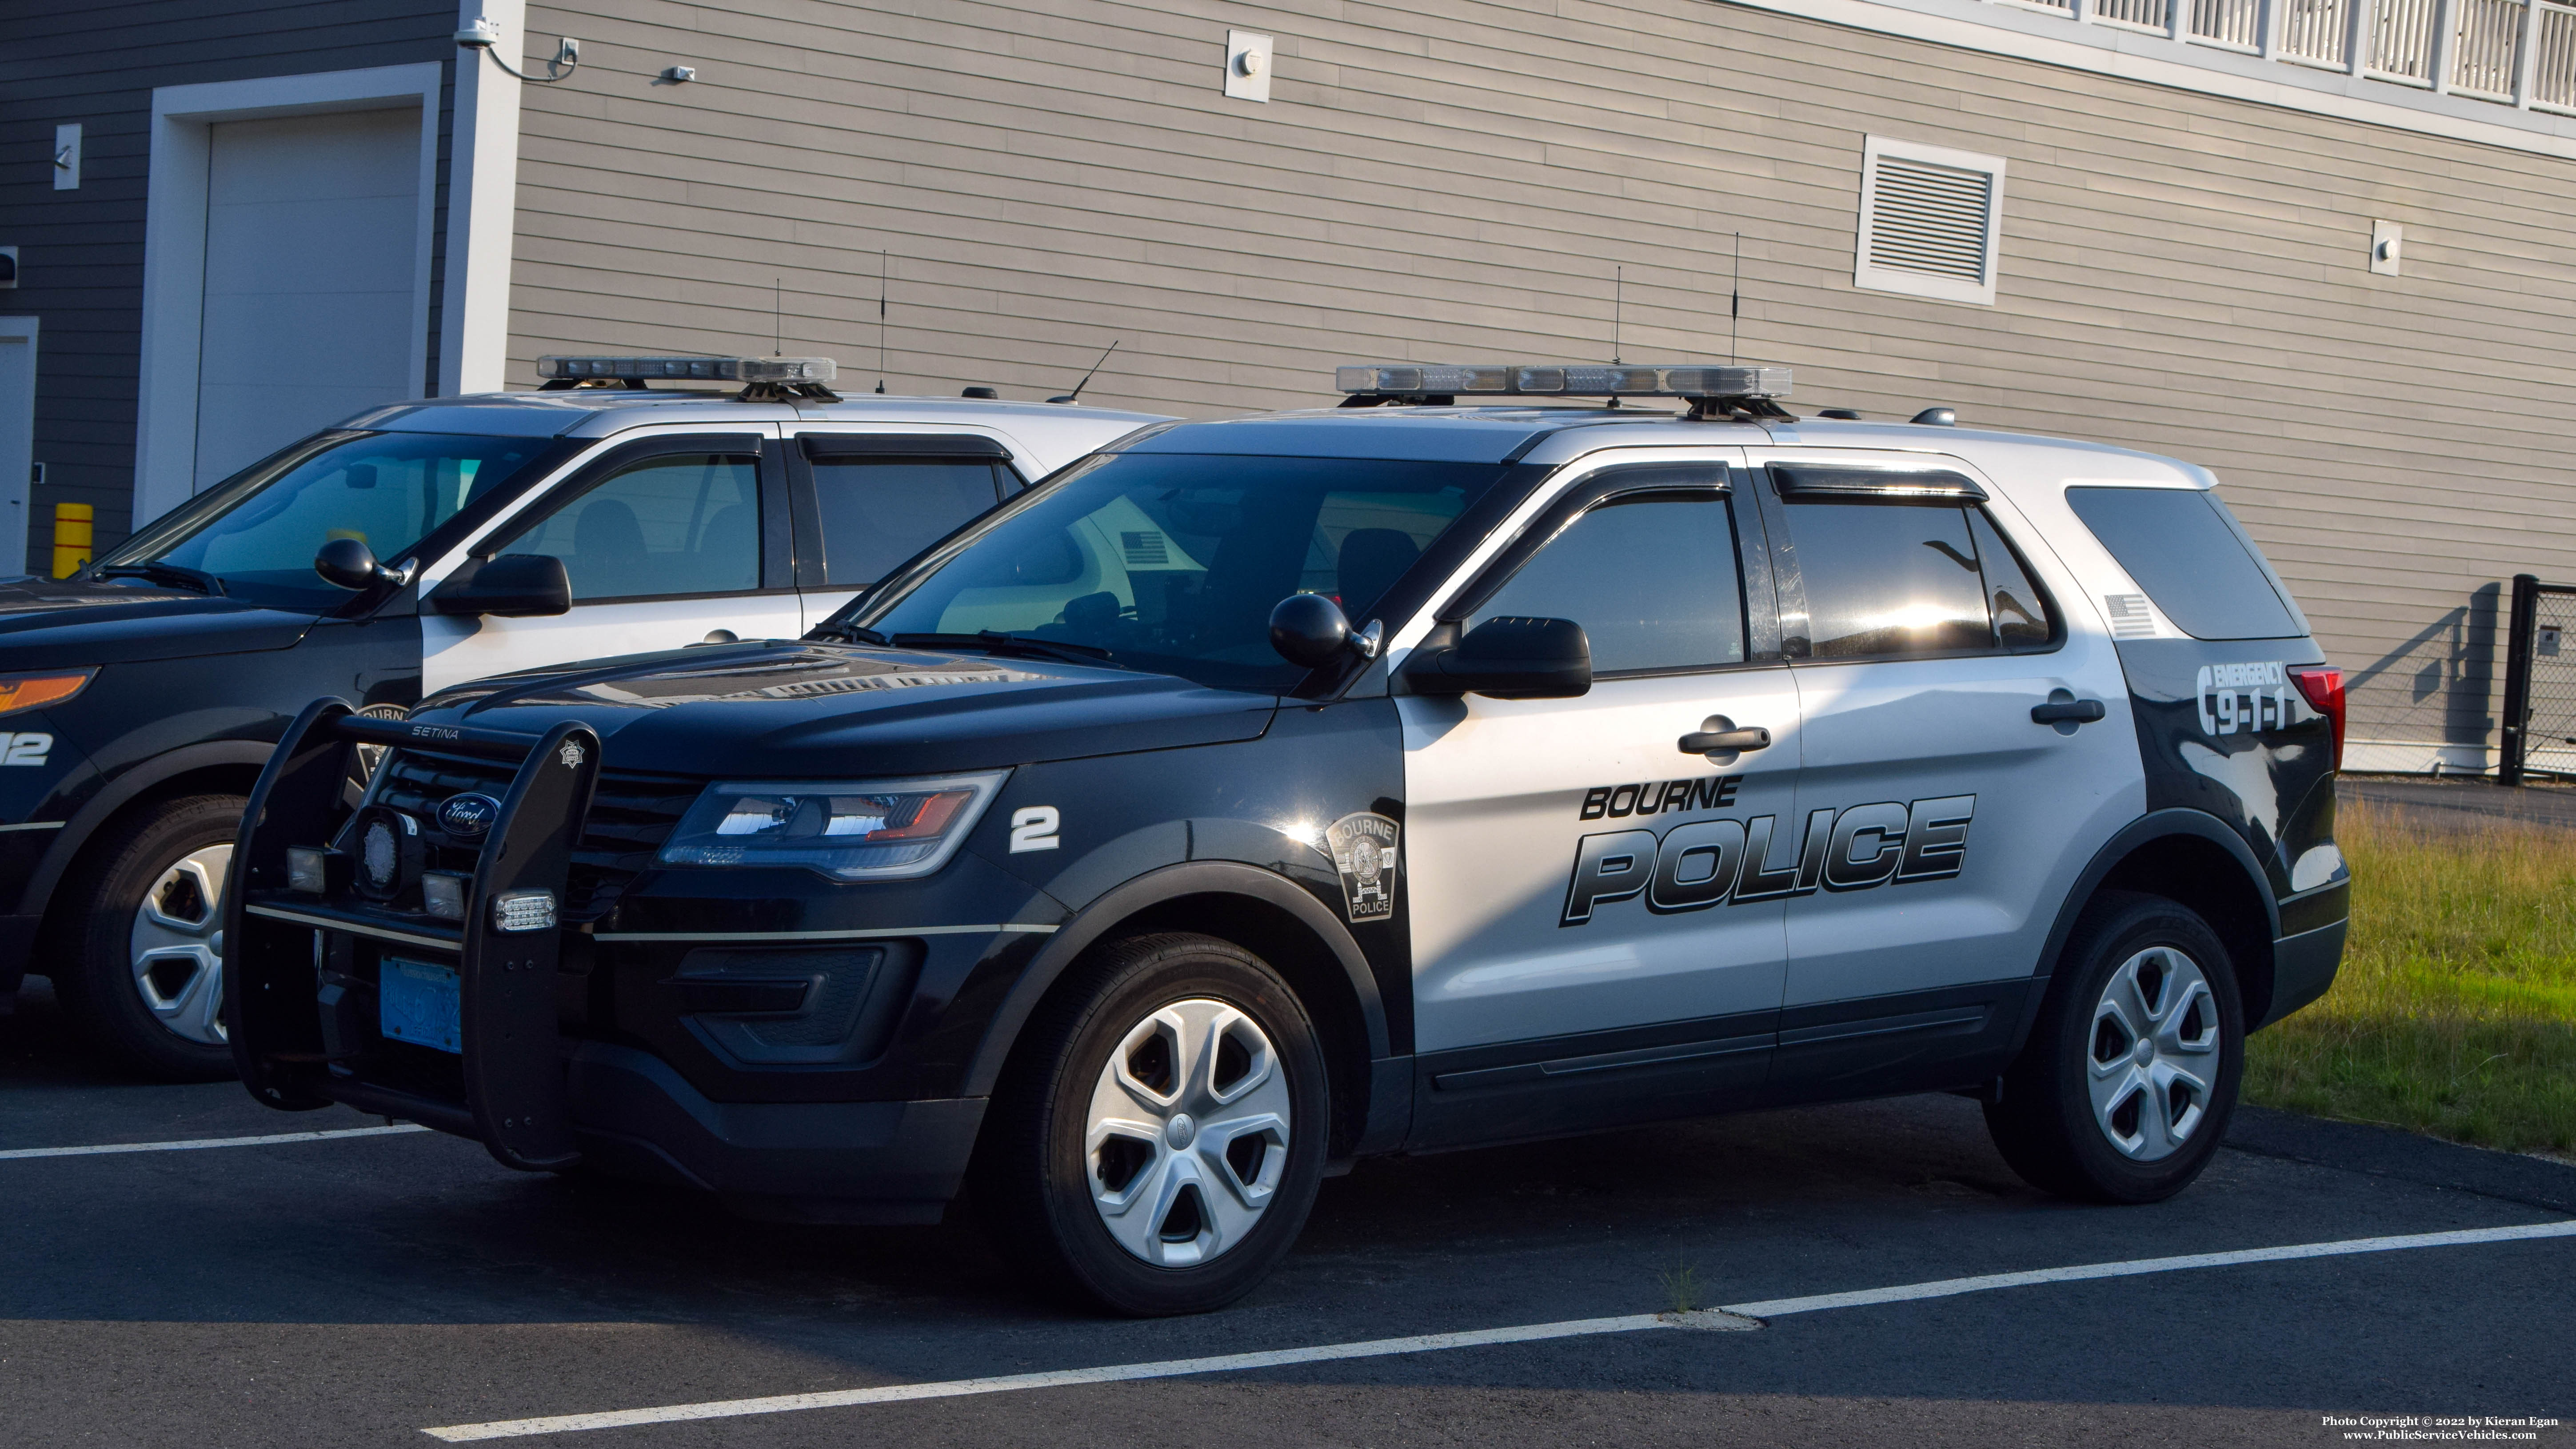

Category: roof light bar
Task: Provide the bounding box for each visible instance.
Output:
[533,355,843,403]
[1333,362,1791,401]
[536,355,839,384]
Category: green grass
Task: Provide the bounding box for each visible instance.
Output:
[2244,800,2576,1158]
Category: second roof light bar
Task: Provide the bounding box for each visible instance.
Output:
[1334,363,1794,419]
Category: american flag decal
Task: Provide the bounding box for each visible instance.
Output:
[2103,594,2155,639]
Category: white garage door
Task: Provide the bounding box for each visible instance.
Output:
[193,108,420,491]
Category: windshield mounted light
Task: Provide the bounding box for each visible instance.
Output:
[0,669,94,719]
[656,771,1010,882]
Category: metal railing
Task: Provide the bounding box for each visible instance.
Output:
[1981,0,2576,116]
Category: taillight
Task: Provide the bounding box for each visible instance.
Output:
[2289,665,2345,771]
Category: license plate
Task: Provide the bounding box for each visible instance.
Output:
[379,957,462,1054]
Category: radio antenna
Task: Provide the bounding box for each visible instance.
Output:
[773,277,783,357]
[1050,339,1120,405]
[1611,266,1625,364]
[1729,234,1741,366]
[874,251,888,395]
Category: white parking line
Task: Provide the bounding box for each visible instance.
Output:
[0,1123,431,1160]
[421,1217,2576,1441]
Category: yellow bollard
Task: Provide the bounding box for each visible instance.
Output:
[52,502,91,579]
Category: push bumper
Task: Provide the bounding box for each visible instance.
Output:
[227,700,982,1221]
[227,701,604,1169]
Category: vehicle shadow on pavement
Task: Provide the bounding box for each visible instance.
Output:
[11,962,2576,1434]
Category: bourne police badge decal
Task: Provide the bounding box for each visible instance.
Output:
[1324,812,1400,922]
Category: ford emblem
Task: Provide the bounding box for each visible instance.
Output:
[436,793,502,839]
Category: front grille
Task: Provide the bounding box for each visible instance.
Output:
[369,747,699,921]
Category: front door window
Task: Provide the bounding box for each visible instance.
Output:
[1404,471,1796,1061]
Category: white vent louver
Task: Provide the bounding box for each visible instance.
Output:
[1855,137,2006,306]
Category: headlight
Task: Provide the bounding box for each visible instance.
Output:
[0,670,93,718]
[656,772,1008,881]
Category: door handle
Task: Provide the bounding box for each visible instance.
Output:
[2031,689,2106,726]
[1679,725,1772,754]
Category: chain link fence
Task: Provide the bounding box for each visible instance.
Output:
[2499,575,2576,781]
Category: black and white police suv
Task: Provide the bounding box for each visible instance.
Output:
[225,363,2349,1315]
[0,355,1162,1077]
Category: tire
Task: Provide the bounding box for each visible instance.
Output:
[970,932,1330,1316]
[1985,891,2245,1204]
[48,794,246,1082]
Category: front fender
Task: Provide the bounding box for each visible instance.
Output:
[16,738,279,920]
[961,858,1392,1098]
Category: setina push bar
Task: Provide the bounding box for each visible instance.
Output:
[221,699,601,1172]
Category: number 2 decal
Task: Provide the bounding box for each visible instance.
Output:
[0,732,52,767]
[1009,805,1060,853]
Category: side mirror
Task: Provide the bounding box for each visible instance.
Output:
[426,554,572,618]
[1402,616,1591,699]
[1268,592,1353,669]
[314,537,408,592]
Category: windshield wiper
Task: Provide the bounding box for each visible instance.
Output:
[805,623,889,645]
[93,563,228,597]
[890,631,1126,669]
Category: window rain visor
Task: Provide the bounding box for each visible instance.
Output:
[847,453,1499,694]
[94,430,564,609]
[657,773,1009,881]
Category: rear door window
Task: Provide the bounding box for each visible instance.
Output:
[1785,498,2053,659]
[2065,487,2300,640]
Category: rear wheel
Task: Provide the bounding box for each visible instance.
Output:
[971,933,1329,1316]
[1985,891,2242,1203]
[50,794,245,1082]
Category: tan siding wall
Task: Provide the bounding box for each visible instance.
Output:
[516,0,2576,767]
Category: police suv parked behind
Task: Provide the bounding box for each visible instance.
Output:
[0,355,1163,1076]
[227,363,2349,1315]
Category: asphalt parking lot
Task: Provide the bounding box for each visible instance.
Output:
[5,976,2573,1449]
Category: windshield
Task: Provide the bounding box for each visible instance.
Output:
[95,430,563,609]
[850,452,1502,693]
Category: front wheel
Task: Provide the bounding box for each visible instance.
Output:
[971,933,1330,1316]
[1984,891,2244,1204]
[49,794,246,1082]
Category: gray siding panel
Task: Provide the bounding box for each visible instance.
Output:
[486,0,2569,766]
[0,2,455,555]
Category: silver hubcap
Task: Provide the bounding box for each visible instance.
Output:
[131,844,231,1046]
[2088,945,2221,1161]
[1084,998,1291,1268]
